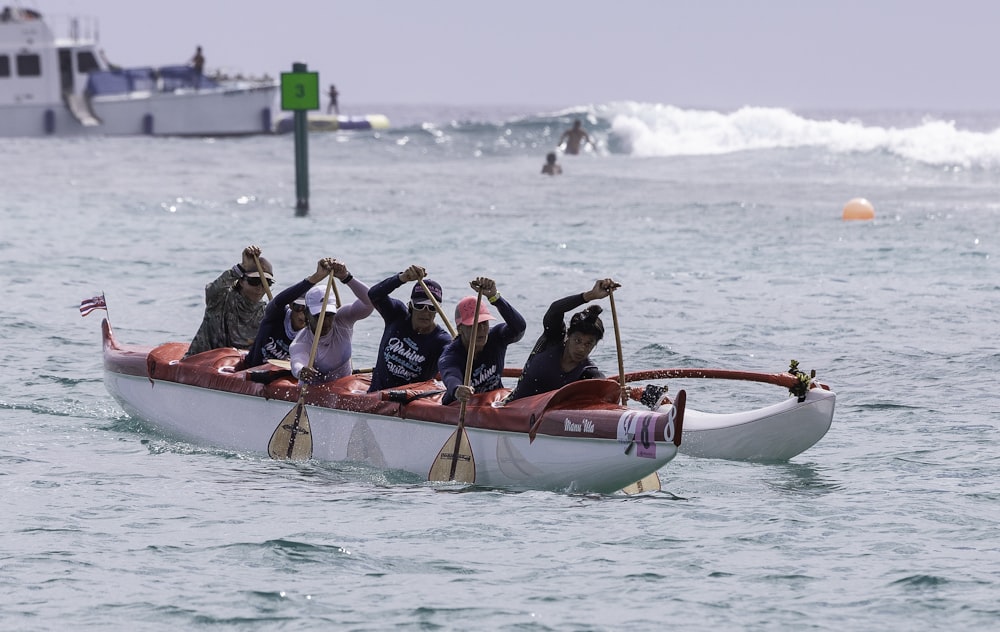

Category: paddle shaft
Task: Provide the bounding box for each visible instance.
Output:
[277,271,334,459]
[305,272,335,379]
[608,289,628,405]
[331,277,342,309]
[449,287,484,480]
[251,253,273,301]
[418,278,457,337]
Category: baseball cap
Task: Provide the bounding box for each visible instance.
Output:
[411,279,443,305]
[305,284,337,317]
[454,296,495,327]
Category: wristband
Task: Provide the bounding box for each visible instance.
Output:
[488,292,501,304]
[341,273,354,284]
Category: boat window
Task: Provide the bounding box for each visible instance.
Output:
[0,55,9,78]
[77,51,99,73]
[16,53,41,77]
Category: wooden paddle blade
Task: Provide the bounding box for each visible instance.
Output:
[268,401,313,460]
[428,428,476,483]
[621,472,661,495]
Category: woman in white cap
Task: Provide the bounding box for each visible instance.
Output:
[289,260,373,383]
[246,257,335,367]
[438,276,526,405]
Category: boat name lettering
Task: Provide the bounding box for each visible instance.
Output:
[563,417,595,434]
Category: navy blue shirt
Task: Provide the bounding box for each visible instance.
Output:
[367,274,452,392]
[439,296,526,404]
[508,293,604,400]
[246,278,314,367]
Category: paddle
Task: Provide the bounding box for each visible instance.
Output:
[418,278,457,337]
[609,286,662,494]
[251,252,273,301]
[428,287,483,483]
[331,276,342,309]
[621,473,660,495]
[607,287,628,406]
[267,272,334,460]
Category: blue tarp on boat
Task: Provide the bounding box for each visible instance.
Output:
[85,66,218,96]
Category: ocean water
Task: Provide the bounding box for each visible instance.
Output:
[2,102,999,630]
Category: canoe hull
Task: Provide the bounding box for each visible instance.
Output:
[102,321,681,493]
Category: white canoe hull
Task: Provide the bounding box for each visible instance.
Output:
[104,368,680,494]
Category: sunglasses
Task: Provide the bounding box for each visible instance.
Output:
[245,276,275,287]
[410,302,436,312]
[291,304,307,313]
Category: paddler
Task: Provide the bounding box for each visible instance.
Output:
[290,260,374,383]
[246,257,336,367]
[439,277,526,405]
[366,264,452,392]
[506,279,616,401]
[184,245,273,358]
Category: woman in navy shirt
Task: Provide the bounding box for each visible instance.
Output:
[439,277,526,405]
[507,279,617,401]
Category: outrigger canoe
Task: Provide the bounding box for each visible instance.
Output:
[101,320,686,494]
[624,368,835,461]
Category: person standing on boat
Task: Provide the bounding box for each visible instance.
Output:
[439,277,526,405]
[190,45,205,87]
[327,84,339,115]
[184,245,273,358]
[506,279,616,401]
[558,119,594,155]
[367,265,452,392]
[290,261,374,383]
[245,257,336,368]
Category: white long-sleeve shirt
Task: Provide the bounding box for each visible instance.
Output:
[290,278,373,382]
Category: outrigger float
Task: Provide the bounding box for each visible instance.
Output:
[99,319,835,492]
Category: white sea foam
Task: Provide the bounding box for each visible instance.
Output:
[601,102,1000,167]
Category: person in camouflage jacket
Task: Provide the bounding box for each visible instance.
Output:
[184,245,273,358]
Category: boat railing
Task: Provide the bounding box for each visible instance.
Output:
[157,65,219,91]
[45,13,101,44]
[84,66,222,97]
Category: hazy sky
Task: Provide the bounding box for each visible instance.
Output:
[37,0,1000,110]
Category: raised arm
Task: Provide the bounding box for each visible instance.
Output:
[471,277,525,344]
[331,259,373,324]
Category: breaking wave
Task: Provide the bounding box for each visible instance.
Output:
[599,102,1000,168]
[385,102,1000,169]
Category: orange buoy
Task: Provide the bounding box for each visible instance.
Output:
[842,198,875,221]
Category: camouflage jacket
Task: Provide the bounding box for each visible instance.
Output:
[185,266,265,357]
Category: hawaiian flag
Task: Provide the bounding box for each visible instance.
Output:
[80,294,107,317]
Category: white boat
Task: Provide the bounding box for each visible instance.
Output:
[623,368,836,461]
[0,6,277,137]
[100,320,687,494]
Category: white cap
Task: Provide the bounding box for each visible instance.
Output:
[305,284,337,316]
